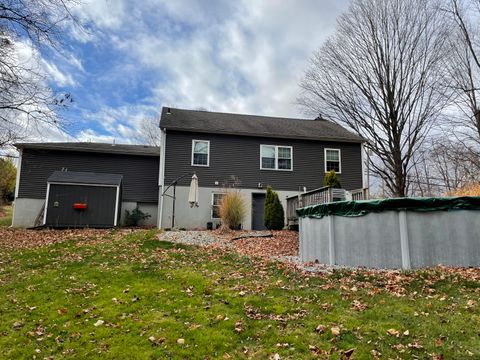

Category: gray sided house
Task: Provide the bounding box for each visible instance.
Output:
[12,142,160,228]
[159,107,367,230]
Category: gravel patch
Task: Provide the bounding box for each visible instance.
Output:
[158,230,231,248]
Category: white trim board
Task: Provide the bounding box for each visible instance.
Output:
[158,129,167,228]
[114,186,120,226]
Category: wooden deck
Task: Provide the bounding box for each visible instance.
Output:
[286,187,369,226]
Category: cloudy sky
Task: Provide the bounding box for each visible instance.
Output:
[36,0,350,144]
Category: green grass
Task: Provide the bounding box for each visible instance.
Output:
[0,229,479,359]
[0,205,12,227]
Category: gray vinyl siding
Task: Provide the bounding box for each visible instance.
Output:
[164,131,363,191]
[18,149,159,202]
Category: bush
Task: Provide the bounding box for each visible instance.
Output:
[323,170,342,188]
[448,183,480,196]
[219,191,246,230]
[264,186,285,230]
[124,206,151,226]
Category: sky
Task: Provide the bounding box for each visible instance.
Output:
[30,0,350,144]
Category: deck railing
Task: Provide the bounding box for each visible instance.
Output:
[286,187,369,225]
[350,188,369,201]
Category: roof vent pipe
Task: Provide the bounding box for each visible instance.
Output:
[166,107,171,114]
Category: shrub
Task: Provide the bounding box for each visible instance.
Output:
[323,170,342,188]
[124,206,151,226]
[219,191,246,230]
[264,186,285,230]
[448,183,480,196]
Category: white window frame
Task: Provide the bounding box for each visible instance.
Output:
[324,148,342,174]
[191,139,210,167]
[259,145,293,171]
[211,192,224,219]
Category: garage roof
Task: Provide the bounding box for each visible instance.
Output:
[47,171,123,186]
[16,142,159,156]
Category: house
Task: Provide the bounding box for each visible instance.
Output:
[158,107,366,230]
[12,142,160,227]
[11,107,366,230]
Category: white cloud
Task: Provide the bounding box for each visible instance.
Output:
[70,0,349,118]
[41,59,77,87]
[22,0,351,145]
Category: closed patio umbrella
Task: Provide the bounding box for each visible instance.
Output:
[188,174,199,207]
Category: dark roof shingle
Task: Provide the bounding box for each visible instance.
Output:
[160,107,365,143]
[15,142,159,156]
[47,171,123,186]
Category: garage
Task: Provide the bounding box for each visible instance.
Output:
[44,171,122,228]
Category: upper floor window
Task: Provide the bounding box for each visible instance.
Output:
[260,145,293,171]
[325,148,341,173]
[192,140,210,166]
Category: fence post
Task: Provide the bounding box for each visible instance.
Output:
[328,215,335,266]
[398,210,411,270]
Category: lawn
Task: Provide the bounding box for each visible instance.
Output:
[0,229,479,359]
[0,204,12,227]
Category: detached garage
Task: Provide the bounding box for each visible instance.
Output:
[44,171,122,228]
[12,142,160,228]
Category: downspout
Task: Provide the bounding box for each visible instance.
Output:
[10,148,22,227]
[158,128,167,229]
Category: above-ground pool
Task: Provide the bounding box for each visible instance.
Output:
[297,197,480,269]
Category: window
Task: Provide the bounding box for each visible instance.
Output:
[212,193,224,219]
[192,140,210,166]
[260,145,293,170]
[325,148,341,173]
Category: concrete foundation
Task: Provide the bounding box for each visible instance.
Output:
[160,186,298,230]
[300,210,480,269]
[11,198,45,228]
[120,202,158,227]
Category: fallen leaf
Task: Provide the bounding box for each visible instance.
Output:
[331,326,341,336]
[315,324,326,333]
[387,328,400,337]
[94,320,104,327]
[57,308,67,315]
[12,321,24,330]
[343,348,355,358]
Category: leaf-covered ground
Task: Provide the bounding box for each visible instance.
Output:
[0,228,479,359]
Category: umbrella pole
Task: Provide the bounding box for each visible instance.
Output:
[172,182,176,229]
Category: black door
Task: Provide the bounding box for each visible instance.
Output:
[252,193,267,230]
[46,184,117,228]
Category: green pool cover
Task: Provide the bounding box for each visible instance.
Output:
[296,196,480,218]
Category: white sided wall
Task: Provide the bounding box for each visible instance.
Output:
[160,186,298,230]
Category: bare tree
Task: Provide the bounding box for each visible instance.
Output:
[441,0,480,171]
[299,0,451,197]
[0,0,79,148]
[134,117,161,146]
[409,137,478,196]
